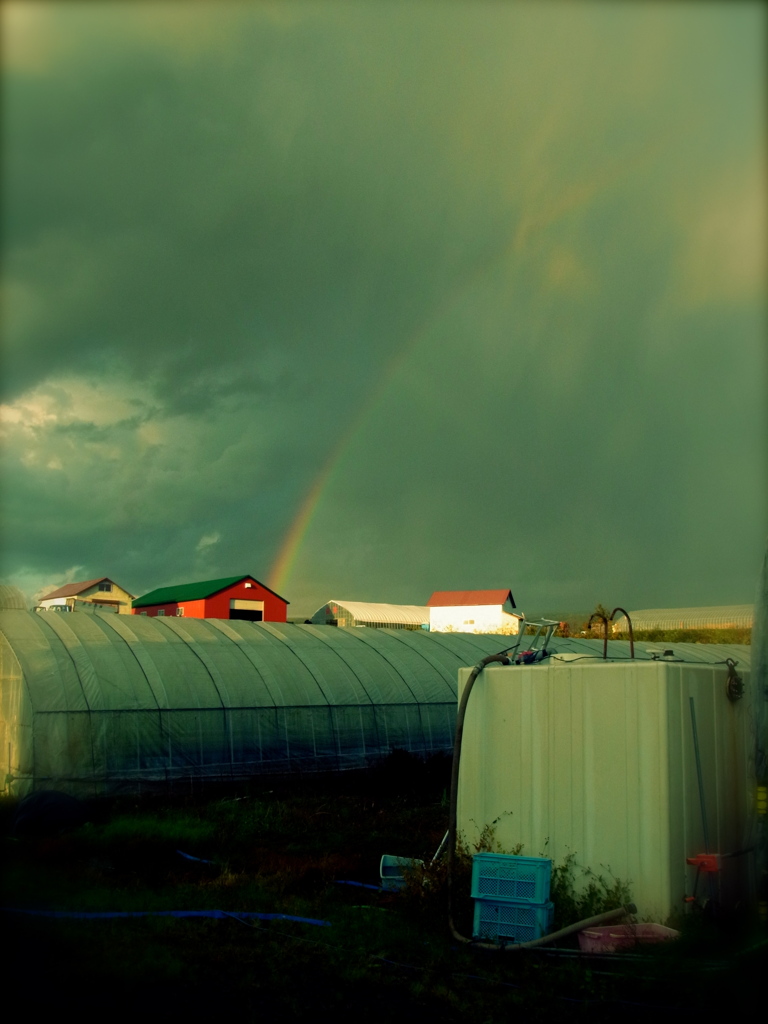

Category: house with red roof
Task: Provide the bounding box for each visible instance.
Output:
[37,577,135,615]
[132,575,288,622]
[426,589,521,634]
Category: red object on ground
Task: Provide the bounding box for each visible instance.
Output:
[577,924,680,953]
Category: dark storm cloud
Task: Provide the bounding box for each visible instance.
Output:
[1,2,765,611]
[3,4,507,411]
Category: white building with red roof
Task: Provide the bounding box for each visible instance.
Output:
[427,589,521,634]
[37,577,136,615]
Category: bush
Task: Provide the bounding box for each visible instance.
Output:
[398,825,522,934]
[549,852,632,930]
[400,834,633,940]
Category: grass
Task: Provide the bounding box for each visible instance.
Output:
[1,760,765,1022]
[548,852,633,930]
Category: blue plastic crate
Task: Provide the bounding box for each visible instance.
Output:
[471,853,551,904]
[473,898,554,944]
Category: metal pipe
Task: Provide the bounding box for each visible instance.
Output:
[689,697,710,854]
[452,902,637,950]
[586,612,609,659]
[610,607,635,659]
[689,695,716,910]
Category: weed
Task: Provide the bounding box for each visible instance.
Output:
[400,824,632,938]
[397,822,524,935]
[549,851,633,929]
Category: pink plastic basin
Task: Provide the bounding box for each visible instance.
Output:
[577,923,679,953]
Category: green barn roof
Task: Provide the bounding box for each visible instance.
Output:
[133,575,287,608]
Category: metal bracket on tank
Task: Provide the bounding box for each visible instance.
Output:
[646,648,683,662]
[512,619,559,664]
[724,659,744,702]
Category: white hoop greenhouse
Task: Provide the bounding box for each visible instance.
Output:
[0,607,511,795]
[612,605,753,632]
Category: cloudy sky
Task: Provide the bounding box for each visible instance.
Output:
[1,1,765,618]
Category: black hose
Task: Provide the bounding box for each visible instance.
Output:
[447,653,636,950]
[447,654,512,930]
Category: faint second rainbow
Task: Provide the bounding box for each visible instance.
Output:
[267,153,642,597]
[267,249,504,596]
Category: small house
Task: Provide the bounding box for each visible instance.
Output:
[37,577,135,615]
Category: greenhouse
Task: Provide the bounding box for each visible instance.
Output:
[612,605,754,632]
[0,605,507,795]
[309,600,429,629]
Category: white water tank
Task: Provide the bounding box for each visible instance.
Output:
[456,656,754,923]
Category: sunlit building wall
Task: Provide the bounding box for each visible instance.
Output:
[428,589,521,634]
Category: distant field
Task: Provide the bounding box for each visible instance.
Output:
[610,628,751,645]
[530,613,751,645]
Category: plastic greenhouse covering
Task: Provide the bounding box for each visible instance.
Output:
[0,609,513,795]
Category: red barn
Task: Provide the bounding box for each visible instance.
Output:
[132,575,288,622]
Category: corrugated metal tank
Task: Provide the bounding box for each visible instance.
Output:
[457,653,755,923]
[0,609,509,796]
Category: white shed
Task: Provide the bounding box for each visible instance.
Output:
[428,589,521,634]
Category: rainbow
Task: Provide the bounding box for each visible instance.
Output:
[267,307,438,596]
[267,431,350,595]
[267,348,409,594]
[267,230,535,595]
[267,150,643,596]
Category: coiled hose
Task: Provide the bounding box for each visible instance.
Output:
[447,653,636,949]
